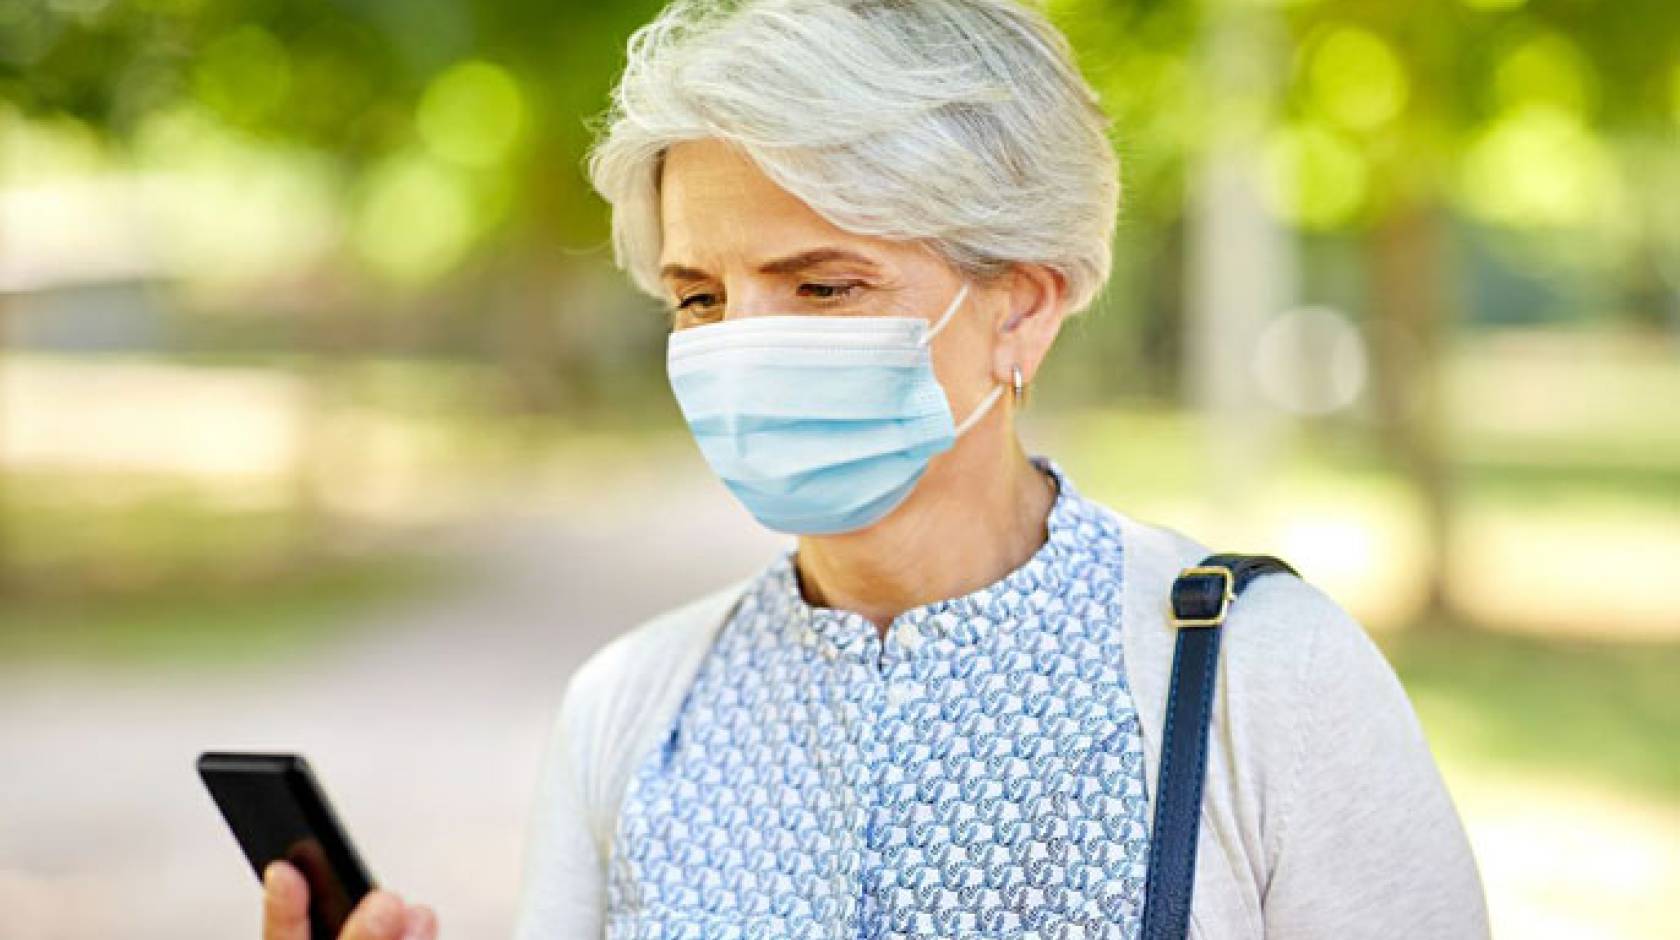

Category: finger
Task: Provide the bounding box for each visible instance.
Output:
[338,889,406,940]
[262,860,310,940]
[401,904,438,940]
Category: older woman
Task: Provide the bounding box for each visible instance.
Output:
[261,1,1488,938]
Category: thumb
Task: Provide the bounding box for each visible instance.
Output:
[339,889,407,940]
[402,904,439,940]
[262,861,309,940]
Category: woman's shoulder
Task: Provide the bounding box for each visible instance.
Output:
[1097,501,1410,767]
[1105,506,1486,933]
[1095,500,1376,671]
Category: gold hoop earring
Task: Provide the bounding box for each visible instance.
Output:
[1012,365,1027,407]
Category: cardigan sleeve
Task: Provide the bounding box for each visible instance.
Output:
[511,661,610,940]
[1259,584,1490,938]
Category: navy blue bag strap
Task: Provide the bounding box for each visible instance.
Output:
[1139,552,1300,940]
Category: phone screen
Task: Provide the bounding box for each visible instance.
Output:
[198,751,376,940]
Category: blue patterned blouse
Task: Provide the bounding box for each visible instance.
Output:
[606,457,1151,939]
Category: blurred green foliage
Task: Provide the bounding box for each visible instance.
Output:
[2,0,671,255]
[5,0,1675,326]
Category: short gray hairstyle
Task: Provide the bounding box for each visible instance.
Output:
[584,0,1122,316]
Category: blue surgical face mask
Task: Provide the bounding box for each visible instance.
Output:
[666,280,1004,535]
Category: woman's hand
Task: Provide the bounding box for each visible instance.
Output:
[262,859,438,940]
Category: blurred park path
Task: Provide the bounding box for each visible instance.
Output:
[0,455,787,940]
[1447,769,1680,938]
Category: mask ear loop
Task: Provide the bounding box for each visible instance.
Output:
[917,280,971,348]
[917,281,1006,437]
[953,383,1005,437]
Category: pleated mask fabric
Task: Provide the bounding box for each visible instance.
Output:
[666,281,1004,535]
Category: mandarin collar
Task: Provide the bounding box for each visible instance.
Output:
[767,455,1085,660]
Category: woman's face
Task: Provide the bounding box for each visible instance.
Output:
[657,137,1036,449]
[658,138,962,332]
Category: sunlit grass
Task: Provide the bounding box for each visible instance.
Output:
[0,553,447,667]
[1383,627,1680,802]
[0,470,456,667]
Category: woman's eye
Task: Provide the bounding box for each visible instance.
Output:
[798,282,861,300]
[677,293,719,310]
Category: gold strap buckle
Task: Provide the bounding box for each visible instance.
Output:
[1171,565,1234,628]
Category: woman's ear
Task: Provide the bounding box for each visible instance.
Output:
[991,262,1068,387]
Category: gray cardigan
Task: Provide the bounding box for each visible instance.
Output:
[512,504,1490,938]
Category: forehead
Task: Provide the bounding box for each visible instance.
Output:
[657,139,894,272]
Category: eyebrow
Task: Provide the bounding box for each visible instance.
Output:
[659,247,883,283]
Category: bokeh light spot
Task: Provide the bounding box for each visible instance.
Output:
[192,26,292,125]
[1494,32,1595,116]
[1251,305,1369,414]
[1305,26,1409,131]
[352,152,476,283]
[1260,122,1369,229]
[1459,104,1622,229]
[416,60,527,168]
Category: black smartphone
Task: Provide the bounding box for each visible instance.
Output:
[197,751,377,940]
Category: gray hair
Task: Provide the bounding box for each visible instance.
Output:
[584,0,1122,316]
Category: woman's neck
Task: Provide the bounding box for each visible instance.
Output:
[791,432,1057,639]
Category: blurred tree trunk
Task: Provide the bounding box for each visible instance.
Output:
[1140,214,1187,399]
[492,245,572,416]
[1184,2,1292,547]
[1623,226,1677,333]
[288,278,356,568]
[1365,198,1460,627]
[0,292,9,598]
